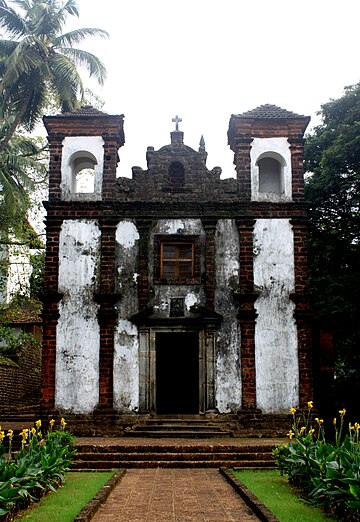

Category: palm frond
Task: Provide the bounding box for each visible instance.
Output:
[48,52,82,109]
[60,47,107,85]
[0,165,29,215]
[0,38,18,59]
[0,36,46,89]
[20,77,49,130]
[54,27,109,47]
[11,1,32,13]
[0,3,28,38]
[60,0,79,19]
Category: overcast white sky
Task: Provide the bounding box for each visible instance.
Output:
[72,0,360,178]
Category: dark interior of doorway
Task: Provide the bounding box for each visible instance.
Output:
[156,332,199,414]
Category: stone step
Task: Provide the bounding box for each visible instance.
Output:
[76,444,275,454]
[134,418,226,425]
[131,423,225,430]
[71,459,276,470]
[74,451,274,462]
[126,416,234,438]
[127,429,232,438]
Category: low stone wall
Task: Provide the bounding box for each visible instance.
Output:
[0,335,41,411]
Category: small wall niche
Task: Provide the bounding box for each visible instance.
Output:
[250,137,292,202]
[70,151,97,194]
[61,136,104,201]
[257,154,285,195]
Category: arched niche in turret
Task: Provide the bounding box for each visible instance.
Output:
[250,138,292,202]
[61,136,104,201]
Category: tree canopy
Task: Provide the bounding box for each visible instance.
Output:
[0,0,109,301]
[0,0,109,152]
[304,83,360,381]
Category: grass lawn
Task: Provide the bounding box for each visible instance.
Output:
[233,470,337,522]
[17,471,114,521]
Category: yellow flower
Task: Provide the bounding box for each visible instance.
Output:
[0,431,5,442]
[333,418,337,425]
[307,401,313,409]
[60,418,67,428]
[49,419,55,427]
[7,429,13,439]
[290,407,297,415]
[339,409,346,417]
[20,428,29,441]
[31,427,36,435]
[300,426,306,435]
[308,428,315,435]
[355,422,360,430]
[35,419,42,429]
[287,430,295,440]
[350,425,355,431]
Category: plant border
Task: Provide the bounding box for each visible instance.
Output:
[219,467,280,522]
[73,469,126,522]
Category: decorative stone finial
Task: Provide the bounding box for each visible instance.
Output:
[172,115,182,131]
[199,135,206,152]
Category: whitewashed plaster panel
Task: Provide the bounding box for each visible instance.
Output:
[151,219,205,316]
[154,219,203,235]
[215,220,242,412]
[61,136,104,201]
[114,221,140,412]
[56,220,101,413]
[250,137,292,202]
[253,219,298,413]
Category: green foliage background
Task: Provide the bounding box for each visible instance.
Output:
[304,83,360,385]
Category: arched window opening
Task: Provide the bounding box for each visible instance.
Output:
[169,161,185,186]
[70,151,97,193]
[257,156,284,194]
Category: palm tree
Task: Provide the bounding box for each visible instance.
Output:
[0,0,109,153]
[0,114,47,217]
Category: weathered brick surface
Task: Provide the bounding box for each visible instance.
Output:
[0,330,41,410]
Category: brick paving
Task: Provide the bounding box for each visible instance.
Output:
[91,468,261,522]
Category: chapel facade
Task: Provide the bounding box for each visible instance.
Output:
[41,105,314,428]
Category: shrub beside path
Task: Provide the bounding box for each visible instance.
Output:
[91,468,261,522]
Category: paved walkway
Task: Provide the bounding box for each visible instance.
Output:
[91,468,260,522]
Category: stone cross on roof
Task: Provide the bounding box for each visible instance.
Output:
[172,115,182,131]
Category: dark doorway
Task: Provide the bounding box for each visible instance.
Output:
[156,332,199,414]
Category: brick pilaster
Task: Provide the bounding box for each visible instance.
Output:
[289,137,306,201]
[291,217,314,406]
[102,138,121,200]
[202,219,218,310]
[40,293,62,411]
[233,137,253,199]
[41,216,63,410]
[137,220,152,310]
[96,220,118,408]
[47,136,63,201]
[236,218,257,409]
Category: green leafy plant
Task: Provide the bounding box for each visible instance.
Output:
[0,325,38,357]
[0,418,76,520]
[274,404,360,520]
